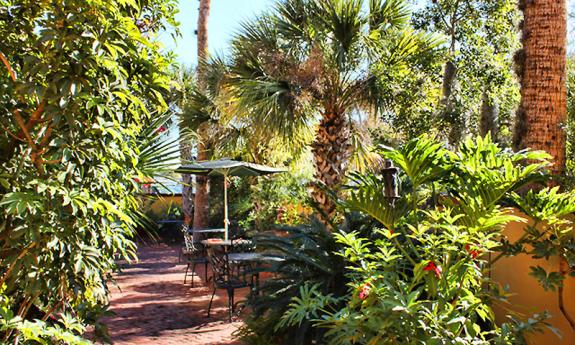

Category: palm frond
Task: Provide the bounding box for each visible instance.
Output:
[313,0,365,66]
[348,119,384,172]
[369,0,411,31]
[137,111,180,177]
[344,172,409,229]
[275,0,311,41]
[368,27,444,70]
[379,135,452,188]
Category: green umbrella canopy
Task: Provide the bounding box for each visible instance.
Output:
[175,159,286,177]
[175,159,286,240]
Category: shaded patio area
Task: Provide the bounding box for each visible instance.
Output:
[102,245,244,345]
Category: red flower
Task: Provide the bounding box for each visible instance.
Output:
[465,244,481,259]
[424,261,442,279]
[359,283,371,300]
[155,125,167,134]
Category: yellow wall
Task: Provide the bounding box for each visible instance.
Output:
[492,211,575,344]
[146,195,182,218]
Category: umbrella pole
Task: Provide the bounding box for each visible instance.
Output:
[224,174,229,241]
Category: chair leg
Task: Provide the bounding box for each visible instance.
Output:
[204,261,209,283]
[184,262,190,284]
[227,288,235,323]
[191,262,197,288]
[207,287,217,318]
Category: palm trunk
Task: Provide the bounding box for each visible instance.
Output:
[514,0,567,175]
[181,144,194,225]
[192,0,211,231]
[311,111,350,225]
[515,0,572,332]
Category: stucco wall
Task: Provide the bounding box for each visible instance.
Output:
[492,211,575,344]
[146,195,182,219]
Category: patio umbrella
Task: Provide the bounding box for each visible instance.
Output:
[175,159,286,240]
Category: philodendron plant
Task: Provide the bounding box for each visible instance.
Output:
[280,135,575,344]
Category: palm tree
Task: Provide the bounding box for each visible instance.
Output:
[179,56,309,167]
[227,0,440,222]
[175,67,196,225]
[192,0,212,230]
[513,0,574,332]
[513,0,568,176]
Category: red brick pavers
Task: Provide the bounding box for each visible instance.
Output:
[102,244,245,345]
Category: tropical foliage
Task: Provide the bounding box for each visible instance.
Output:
[0,0,177,342]
[242,135,575,344]
[0,0,573,343]
[226,0,444,220]
[237,212,378,345]
[413,0,520,146]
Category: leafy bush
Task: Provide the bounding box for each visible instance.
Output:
[236,173,312,233]
[236,212,378,345]
[251,135,575,344]
[0,0,177,342]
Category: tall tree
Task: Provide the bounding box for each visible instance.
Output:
[227,0,441,222]
[179,69,196,226]
[192,0,212,230]
[414,0,520,146]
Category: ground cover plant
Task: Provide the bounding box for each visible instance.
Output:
[0,0,177,343]
[242,135,575,344]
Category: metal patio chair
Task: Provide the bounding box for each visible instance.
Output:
[182,226,209,288]
[206,245,252,322]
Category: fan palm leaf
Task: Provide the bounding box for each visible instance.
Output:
[226,0,440,222]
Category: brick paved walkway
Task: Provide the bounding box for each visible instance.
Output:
[103,244,245,345]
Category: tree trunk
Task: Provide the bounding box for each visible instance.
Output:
[192,0,211,231]
[311,111,351,225]
[514,0,567,175]
[442,60,457,102]
[479,87,499,142]
[515,0,572,333]
[181,144,194,226]
[441,60,464,147]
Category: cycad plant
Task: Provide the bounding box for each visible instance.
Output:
[270,135,575,344]
[227,0,442,222]
[236,212,378,345]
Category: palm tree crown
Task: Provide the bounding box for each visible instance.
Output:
[226,0,441,222]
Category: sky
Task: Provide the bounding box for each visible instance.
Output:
[161,0,575,66]
[160,0,274,65]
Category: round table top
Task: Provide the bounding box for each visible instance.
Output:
[201,239,232,246]
[201,239,252,246]
[187,228,225,234]
[228,252,284,262]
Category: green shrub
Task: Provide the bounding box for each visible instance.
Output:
[0,0,178,342]
[249,135,575,344]
[237,212,378,345]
